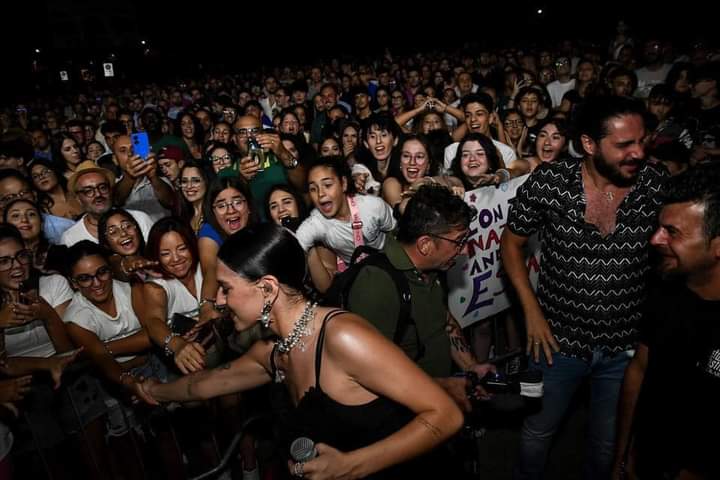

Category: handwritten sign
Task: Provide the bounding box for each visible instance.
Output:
[448,174,541,328]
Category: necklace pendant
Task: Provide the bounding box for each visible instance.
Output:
[605,191,614,202]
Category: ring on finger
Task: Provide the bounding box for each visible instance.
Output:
[293,462,304,477]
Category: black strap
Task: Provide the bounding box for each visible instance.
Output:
[269,343,279,380]
[314,309,346,388]
[352,252,425,361]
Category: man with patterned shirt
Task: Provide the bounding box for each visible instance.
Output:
[500,96,667,480]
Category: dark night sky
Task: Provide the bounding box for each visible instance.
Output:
[0,1,713,98]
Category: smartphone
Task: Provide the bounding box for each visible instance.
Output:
[17,280,37,307]
[131,132,151,160]
[171,313,197,336]
[281,216,301,232]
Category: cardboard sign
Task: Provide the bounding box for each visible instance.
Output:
[447,175,541,328]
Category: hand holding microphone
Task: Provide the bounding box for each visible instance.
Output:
[290,437,316,477]
[288,437,360,479]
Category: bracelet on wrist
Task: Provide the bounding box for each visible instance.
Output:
[119,257,130,277]
[199,298,216,309]
[495,168,510,184]
[163,332,180,357]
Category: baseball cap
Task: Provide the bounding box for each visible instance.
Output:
[157,145,184,162]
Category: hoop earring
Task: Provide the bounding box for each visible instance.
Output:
[259,300,272,328]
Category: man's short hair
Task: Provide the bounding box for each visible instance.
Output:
[362,112,401,140]
[659,165,720,242]
[100,120,127,136]
[575,95,647,145]
[460,92,495,113]
[397,185,474,244]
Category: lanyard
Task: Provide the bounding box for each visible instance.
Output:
[336,195,364,273]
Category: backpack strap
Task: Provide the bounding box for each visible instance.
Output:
[355,253,425,361]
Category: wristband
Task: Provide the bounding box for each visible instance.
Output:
[119,257,130,277]
[163,332,180,357]
[495,168,510,184]
[199,298,216,309]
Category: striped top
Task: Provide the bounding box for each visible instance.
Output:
[507,158,667,359]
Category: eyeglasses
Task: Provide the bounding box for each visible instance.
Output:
[106,221,137,238]
[76,183,110,198]
[213,197,246,214]
[0,250,32,272]
[429,231,470,251]
[211,154,232,165]
[31,168,52,181]
[235,127,261,137]
[73,266,112,287]
[504,120,524,127]
[0,190,33,206]
[180,177,204,187]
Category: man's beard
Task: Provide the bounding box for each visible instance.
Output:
[592,152,642,188]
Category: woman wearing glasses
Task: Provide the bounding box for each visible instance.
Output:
[98,208,157,283]
[62,240,183,479]
[205,142,237,175]
[0,224,110,480]
[197,175,256,339]
[28,158,82,219]
[499,109,528,159]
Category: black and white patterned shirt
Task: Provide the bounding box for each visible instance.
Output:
[507,159,667,359]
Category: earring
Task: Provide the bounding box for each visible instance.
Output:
[259,300,272,328]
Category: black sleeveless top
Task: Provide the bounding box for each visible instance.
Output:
[272,310,423,478]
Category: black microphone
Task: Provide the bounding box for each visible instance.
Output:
[290,437,318,462]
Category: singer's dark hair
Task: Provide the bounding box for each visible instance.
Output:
[218,223,306,296]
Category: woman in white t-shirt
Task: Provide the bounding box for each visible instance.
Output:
[62,241,159,400]
[137,217,207,375]
[296,157,396,292]
[62,240,180,480]
[0,225,74,360]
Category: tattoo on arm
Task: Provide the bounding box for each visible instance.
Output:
[186,372,197,399]
[416,417,442,439]
[446,315,471,353]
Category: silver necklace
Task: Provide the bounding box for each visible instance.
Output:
[276,301,317,355]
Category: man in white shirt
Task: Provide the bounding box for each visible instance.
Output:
[112,135,174,222]
[634,39,673,99]
[61,161,153,247]
[546,57,576,108]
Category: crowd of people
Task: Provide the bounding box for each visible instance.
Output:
[0,26,718,480]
